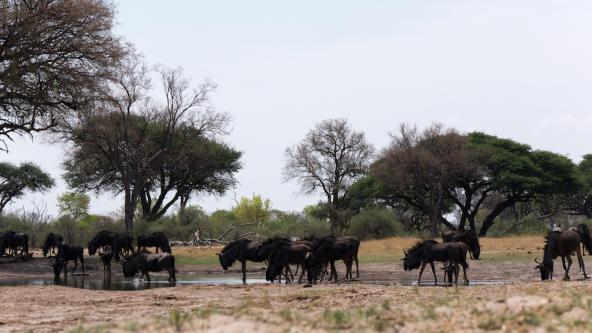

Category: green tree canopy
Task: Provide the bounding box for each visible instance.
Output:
[0,162,55,214]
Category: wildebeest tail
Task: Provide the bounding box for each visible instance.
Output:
[579,224,592,255]
[460,246,469,269]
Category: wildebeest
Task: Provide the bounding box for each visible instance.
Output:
[88,230,129,261]
[0,231,29,256]
[121,251,176,282]
[266,241,311,283]
[535,227,592,281]
[217,239,266,284]
[51,244,85,280]
[442,230,481,260]
[403,240,469,285]
[305,236,356,283]
[42,233,63,257]
[137,232,171,253]
[99,246,114,275]
[115,233,134,257]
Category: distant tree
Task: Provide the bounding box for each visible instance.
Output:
[567,154,592,218]
[283,119,374,236]
[140,127,241,221]
[0,0,125,150]
[0,162,55,214]
[371,124,475,235]
[57,192,90,222]
[232,194,272,223]
[462,133,580,236]
[60,59,233,232]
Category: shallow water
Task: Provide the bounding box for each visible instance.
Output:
[0,274,269,291]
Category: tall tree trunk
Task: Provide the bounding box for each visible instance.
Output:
[124,189,135,233]
[478,199,516,236]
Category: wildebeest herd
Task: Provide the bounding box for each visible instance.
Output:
[1,224,592,287]
[0,230,176,282]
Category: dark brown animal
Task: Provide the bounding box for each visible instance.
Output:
[217,239,266,284]
[403,240,469,285]
[122,251,176,282]
[266,242,311,283]
[536,228,590,281]
[442,231,481,259]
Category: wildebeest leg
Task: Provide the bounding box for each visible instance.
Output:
[418,262,427,284]
[72,259,78,274]
[429,262,437,285]
[81,255,85,275]
[355,256,359,278]
[576,247,588,279]
[241,260,247,284]
[453,263,460,284]
[330,261,338,282]
[298,264,306,283]
[561,257,567,272]
[144,271,151,282]
[563,256,572,281]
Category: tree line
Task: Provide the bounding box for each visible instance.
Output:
[285,121,590,236]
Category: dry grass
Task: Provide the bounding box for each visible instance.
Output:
[170,235,547,266]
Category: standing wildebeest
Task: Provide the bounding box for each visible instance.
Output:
[88,231,134,260]
[535,227,592,281]
[442,231,481,259]
[403,240,469,285]
[137,232,171,253]
[0,231,29,256]
[51,244,85,280]
[115,233,134,257]
[266,241,312,283]
[122,251,176,282]
[99,246,114,275]
[42,233,63,257]
[217,239,266,284]
[305,237,355,283]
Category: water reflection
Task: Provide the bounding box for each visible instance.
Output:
[0,274,268,291]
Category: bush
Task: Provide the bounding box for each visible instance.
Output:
[349,208,403,240]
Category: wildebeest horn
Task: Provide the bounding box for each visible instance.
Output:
[534,258,540,264]
[215,253,220,256]
[403,250,407,256]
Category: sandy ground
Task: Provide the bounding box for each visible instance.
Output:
[1,243,592,332]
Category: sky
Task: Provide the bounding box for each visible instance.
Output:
[3,0,592,218]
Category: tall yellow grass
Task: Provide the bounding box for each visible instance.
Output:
[170,236,546,266]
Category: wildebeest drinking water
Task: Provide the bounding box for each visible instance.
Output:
[535,225,592,281]
[0,231,29,256]
[121,251,176,282]
[51,244,85,280]
[403,240,469,285]
[137,232,171,253]
[442,230,481,260]
[217,239,266,284]
[42,232,63,257]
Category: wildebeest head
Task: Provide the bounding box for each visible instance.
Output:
[217,252,233,270]
[88,241,97,256]
[402,245,423,271]
[121,258,137,277]
[534,258,551,280]
[50,257,65,281]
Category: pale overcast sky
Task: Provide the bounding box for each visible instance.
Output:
[3,0,592,218]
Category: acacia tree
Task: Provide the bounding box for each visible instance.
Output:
[0,162,54,213]
[371,124,476,235]
[60,58,234,232]
[0,0,124,150]
[283,119,374,235]
[139,125,241,221]
[567,154,592,218]
[458,133,581,236]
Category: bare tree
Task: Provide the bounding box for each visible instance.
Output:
[0,0,125,150]
[283,119,374,235]
[58,57,228,232]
